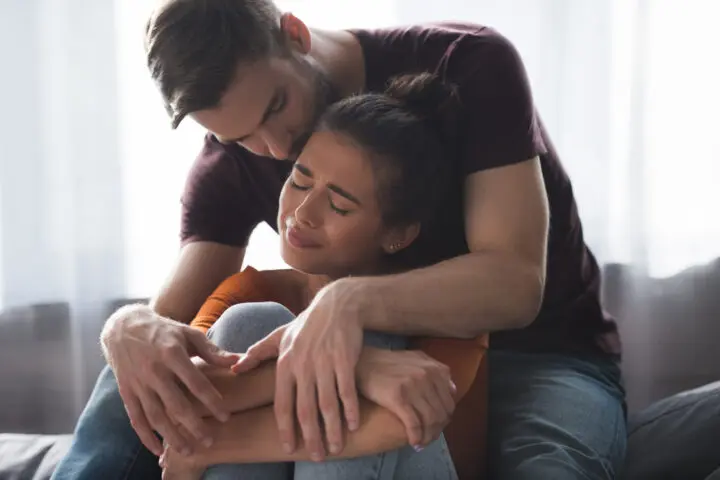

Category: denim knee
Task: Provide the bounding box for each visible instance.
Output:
[206,302,295,353]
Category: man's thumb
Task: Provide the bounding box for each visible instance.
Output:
[186,328,238,367]
[231,329,283,373]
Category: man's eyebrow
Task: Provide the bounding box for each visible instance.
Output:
[218,87,281,144]
[293,163,361,205]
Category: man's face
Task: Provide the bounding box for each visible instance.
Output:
[191,55,336,160]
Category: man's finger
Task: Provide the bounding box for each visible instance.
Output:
[186,328,239,368]
[168,349,229,423]
[139,389,190,456]
[274,363,297,454]
[316,363,343,455]
[123,391,163,455]
[335,356,360,432]
[232,328,283,373]
[295,372,325,462]
[154,372,213,445]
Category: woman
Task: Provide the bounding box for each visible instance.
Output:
[159,72,478,479]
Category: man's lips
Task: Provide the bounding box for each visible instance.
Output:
[286,226,322,249]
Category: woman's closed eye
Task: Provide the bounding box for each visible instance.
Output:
[289,179,352,216]
[289,178,311,191]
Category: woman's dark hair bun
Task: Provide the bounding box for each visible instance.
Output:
[384,72,460,146]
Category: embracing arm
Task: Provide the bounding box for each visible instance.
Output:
[151,241,246,323]
[335,158,549,338]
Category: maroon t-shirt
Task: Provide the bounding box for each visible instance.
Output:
[180,22,620,358]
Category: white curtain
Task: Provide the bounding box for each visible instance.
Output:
[0,0,718,428]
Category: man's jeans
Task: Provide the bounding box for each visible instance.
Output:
[52,303,626,479]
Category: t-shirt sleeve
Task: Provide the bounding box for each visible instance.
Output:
[453,33,547,175]
[180,134,263,247]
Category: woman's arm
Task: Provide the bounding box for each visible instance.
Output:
[189,358,275,415]
[174,399,407,470]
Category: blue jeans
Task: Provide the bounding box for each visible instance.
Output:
[487,350,627,479]
[52,305,626,479]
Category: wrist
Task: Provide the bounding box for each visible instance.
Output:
[328,277,382,329]
[101,303,151,342]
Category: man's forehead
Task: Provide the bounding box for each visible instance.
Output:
[221,60,280,110]
[193,61,281,141]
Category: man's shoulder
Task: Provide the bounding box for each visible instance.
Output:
[353,22,522,90]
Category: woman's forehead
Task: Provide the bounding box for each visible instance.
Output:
[297,131,378,200]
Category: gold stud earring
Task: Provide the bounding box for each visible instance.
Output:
[389,243,401,252]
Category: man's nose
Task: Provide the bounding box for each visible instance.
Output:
[262,130,292,160]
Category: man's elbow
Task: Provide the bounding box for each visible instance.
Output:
[511,262,545,329]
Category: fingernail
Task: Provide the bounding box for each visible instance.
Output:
[450,381,457,392]
[413,445,424,453]
[202,437,213,448]
[282,442,293,454]
[348,419,358,431]
[219,412,229,422]
[311,452,323,462]
[181,447,191,456]
[330,443,340,454]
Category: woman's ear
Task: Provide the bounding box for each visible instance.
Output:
[279,12,311,54]
[382,223,420,254]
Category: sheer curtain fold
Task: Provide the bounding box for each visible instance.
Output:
[0,0,718,426]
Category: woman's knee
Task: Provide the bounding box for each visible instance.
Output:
[206,302,295,353]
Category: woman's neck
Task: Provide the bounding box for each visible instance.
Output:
[302,274,333,306]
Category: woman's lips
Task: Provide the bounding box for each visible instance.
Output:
[286,226,322,249]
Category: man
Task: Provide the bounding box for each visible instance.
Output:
[53,0,626,478]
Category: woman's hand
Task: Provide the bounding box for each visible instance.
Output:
[101,304,239,456]
[357,347,456,449]
[232,282,365,462]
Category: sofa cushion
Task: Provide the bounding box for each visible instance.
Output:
[625,381,720,479]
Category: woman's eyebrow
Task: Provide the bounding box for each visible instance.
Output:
[293,163,361,205]
[327,184,361,205]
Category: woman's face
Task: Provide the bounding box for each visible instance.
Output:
[277,130,412,278]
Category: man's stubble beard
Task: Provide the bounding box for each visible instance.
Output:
[288,56,341,159]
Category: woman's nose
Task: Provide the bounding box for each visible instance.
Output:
[295,194,321,228]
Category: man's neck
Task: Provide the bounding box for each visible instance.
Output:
[309,28,365,97]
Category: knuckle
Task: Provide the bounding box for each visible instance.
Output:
[296,407,311,422]
[162,344,182,359]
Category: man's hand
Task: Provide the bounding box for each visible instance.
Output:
[233,284,364,462]
[101,304,239,456]
[357,347,456,449]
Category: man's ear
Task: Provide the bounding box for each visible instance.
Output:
[280,12,311,54]
[382,223,421,254]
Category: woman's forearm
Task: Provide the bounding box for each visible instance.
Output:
[191,359,276,415]
[185,400,408,467]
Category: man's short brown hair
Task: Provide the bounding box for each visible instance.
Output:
[145,0,283,128]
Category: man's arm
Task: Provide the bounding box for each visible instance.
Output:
[340,157,549,338]
[151,241,246,323]
[100,241,246,456]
